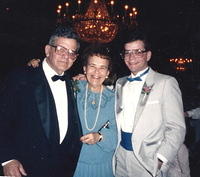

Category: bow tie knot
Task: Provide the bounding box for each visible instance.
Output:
[51,75,66,81]
[127,68,150,82]
[127,77,142,82]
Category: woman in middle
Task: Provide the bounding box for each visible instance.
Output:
[27,44,117,177]
[73,44,117,177]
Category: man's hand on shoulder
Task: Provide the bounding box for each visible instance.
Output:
[3,159,27,177]
[72,74,86,81]
[27,59,41,68]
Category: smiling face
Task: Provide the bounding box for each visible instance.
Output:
[83,55,110,92]
[124,40,151,75]
[45,37,78,75]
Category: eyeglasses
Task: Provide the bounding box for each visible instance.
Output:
[50,44,79,60]
[121,49,147,60]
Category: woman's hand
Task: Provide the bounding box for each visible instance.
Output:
[80,132,102,144]
[27,59,41,68]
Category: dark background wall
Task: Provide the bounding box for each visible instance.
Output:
[1,0,200,110]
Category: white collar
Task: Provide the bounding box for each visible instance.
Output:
[130,67,149,78]
[43,58,64,80]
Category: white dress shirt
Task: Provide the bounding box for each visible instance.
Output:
[43,59,68,144]
[121,68,148,133]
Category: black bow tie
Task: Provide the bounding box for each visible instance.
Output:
[51,75,66,81]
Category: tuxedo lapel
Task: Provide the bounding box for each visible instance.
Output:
[116,77,128,112]
[35,82,51,140]
[65,76,74,130]
[33,68,51,140]
[115,77,129,144]
[62,74,83,142]
[33,66,60,143]
[133,69,155,130]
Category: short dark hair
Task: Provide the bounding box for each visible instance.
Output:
[48,25,80,50]
[82,44,116,86]
[123,28,151,51]
[82,44,112,72]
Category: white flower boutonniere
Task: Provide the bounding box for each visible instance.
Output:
[141,84,154,95]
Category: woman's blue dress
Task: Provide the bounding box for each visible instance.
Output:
[73,80,117,177]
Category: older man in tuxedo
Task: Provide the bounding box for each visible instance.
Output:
[0,25,82,177]
[114,29,186,177]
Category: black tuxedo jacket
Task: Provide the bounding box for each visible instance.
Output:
[0,66,82,177]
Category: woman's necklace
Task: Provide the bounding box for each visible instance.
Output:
[84,83,103,131]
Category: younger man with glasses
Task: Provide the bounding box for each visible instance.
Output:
[114,29,186,177]
[0,25,82,177]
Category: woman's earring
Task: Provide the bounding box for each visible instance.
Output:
[106,76,108,79]
[84,71,86,74]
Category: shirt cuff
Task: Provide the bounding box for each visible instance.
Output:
[2,160,14,166]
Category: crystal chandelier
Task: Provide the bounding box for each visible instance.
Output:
[56,0,138,43]
[74,0,117,43]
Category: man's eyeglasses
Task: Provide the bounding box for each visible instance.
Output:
[50,44,78,60]
[121,49,147,60]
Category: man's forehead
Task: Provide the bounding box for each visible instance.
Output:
[55,37,78,49]
[55,37,76,43]
[124,40,145,49]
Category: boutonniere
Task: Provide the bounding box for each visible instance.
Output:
[140,84,154,105]
[141,84,154,95]
[71,80,80,95]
